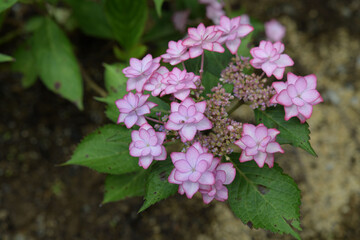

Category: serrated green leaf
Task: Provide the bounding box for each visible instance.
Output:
[32,17,83,109]
[105,0,147,49]
[153,0,164,17]
[12,41,38,88]
[0,53,14,62]
[65,124,140,174]
[254,105,317,156]
[103,170,148,204]
[228,158,301,240]
[139,160,177,212]
[0,0,17,13]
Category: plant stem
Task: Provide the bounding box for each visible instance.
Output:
[81,67,107,97]
[199,52,205,79]
[182,62,186,71]
[145,116,165,125]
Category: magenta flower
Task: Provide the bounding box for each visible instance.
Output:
[115,92,157,128]
[165,98,212,142]
[265,19,286,42]
[250,41,294,80]
[270,72,323,123]
[129,124,166,169]
[143,66,169,97]
[168,142,216,198]
[161,67,198,101]
[235,123,284,168]
[199,158,236,204]
[161,40,190,65]
[122,54,161,92]
[216,16,254,54]
[183,23,224,58]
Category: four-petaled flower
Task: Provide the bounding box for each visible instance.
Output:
[216,16,254,54]
[270,72,323,123]
[161,40,190,65]
[122,54,161,92]
[115,92,157,128]
[129,124,166,169]
[165,98,212,142]
[265,19,286,42]
[183,23,224,58]
[235,123,284,168]
[168,142,216,198]
[250,41,294,79]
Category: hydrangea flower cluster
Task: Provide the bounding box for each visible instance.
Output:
[115,15,322,204]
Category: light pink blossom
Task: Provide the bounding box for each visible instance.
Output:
[161,40,190,65]
[235,123,284,168]
[270,72,323,123]
[115,92,157,128]
[168,142,216,198]
[161,67,198,101]
[199,158,236,204]
[250,41,294,80]
[129,124,166,169]
[144,66,169,97]
[172,10,190,33]
[265,19,286,42]
[216,16,254,54]
[183,23,224,58]
[205,2,225,24]
[122,54,161,92]
[239,14,251,25]
[165,98,212,142]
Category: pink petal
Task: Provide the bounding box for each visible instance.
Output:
[287,72,299,85]
[274,54,293,67]
[198,171,215,185]
[195,101,207,113]
[165,120,183,131]
[154,146,167,161]
[174,160,192,172]
[272,67,285,80]
[170,152,186,163]
[239,151,253,162]
[272,81,287,93]
[216,163,236,184]
[255,125,268,140]
[284,105,299,121]
[264,154,274,168]
[182,181,199,198]
[241,135,256,148]
[180,125,197,142]
[301,90,320,103]
[266,142,284,153]
[202,194,215,204]
[295,77,307,93]
[124,114,138,128]
[196,118,213,131]
[189,46,203,58]
[168,169,181,184]
[139,155,153,169]
[189,172,201,182]
[304,74,317,89]
[226,38,241,55]
[245,146,258,156]
[254,152,267,167]
[298,103,313,118]
[262,61,277,77]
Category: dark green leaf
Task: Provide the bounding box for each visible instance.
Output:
[153,0,164,17]
[237,32,253,57]
[139,160,177,212]
[104,63,128,96]
[65,124,140,174]
[0,53,14,62]
[254,105,317,156]
[0,0,17,13]
[103,170,148,204]
[228,158,301,240]
[105,0,148,48]
[32,17,83,109]
[113,44,147,61]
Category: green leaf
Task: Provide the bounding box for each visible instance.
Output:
[0,0,17,13]
[254,105,317,156]
[105,0,148,49]
[237,32,253,57]
[65,0,113,39]
[228,159,301,240]
[113,44,147,61]
[0,53,14,62]
[65,124,140,174]
[12,41,38,88]
[104,63,128,96]
[153,0,164,17]
[32,17,83,109]
[139,160,177,212]
[103,170,148,204]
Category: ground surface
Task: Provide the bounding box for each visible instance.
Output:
[1,0,360,239]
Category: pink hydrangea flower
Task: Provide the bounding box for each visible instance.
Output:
[168,142,216,198]
[183,23,224,58]
[270,72,323,123]
[144,66,169,97]
[165,98,212,142]
[115,92,157,128]
[216,16,254,55]
[199,158,236,204]
[250,41,294,80]
[122,54,161,92]
[129,124,166,169]
[235,123,284,168]
[161,67,198,101]
[265,19,286,42]
[161,40,190,65]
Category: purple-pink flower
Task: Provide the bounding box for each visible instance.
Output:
[199,158,236,204]
[161,67,198,101]
[122,54,161,92]
[115,92,157,128]
[161,40,190,65]
[129,124,166,169]
[250,41,294,80]
[216,16,254,55]
[183,23,224,58]
[143,66,169,97]
[270,72,323,123]
[165,98,212,142]
[168,142,216,198]
[235,123,284,168]
[265,19,286,42]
